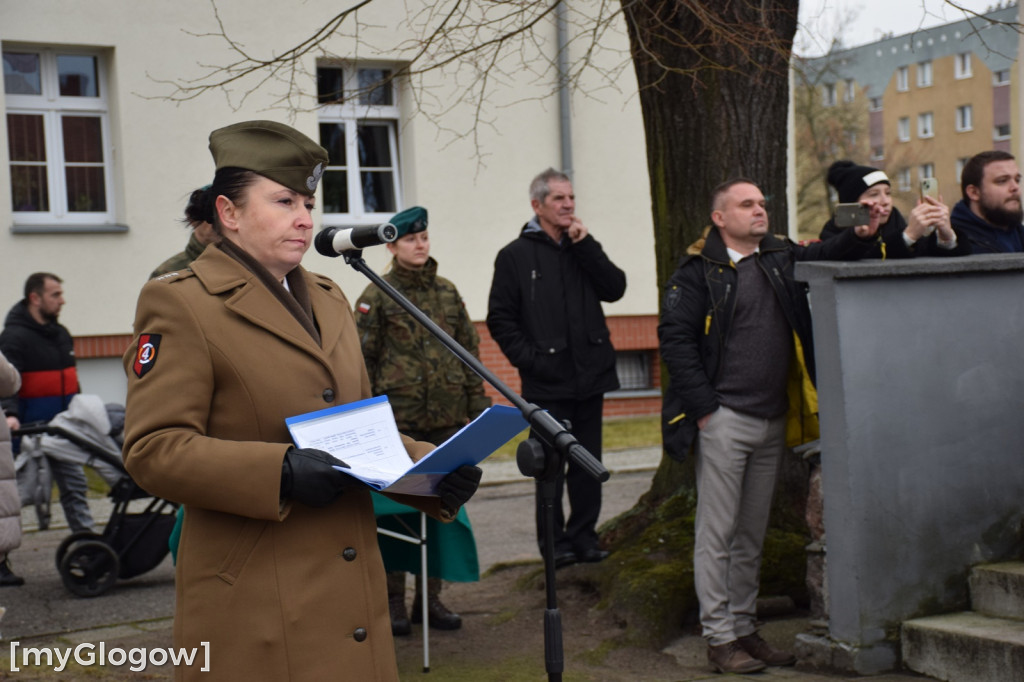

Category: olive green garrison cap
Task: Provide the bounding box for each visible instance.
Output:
[208,120,329,195]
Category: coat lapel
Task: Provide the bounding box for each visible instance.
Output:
[191,247,325,357]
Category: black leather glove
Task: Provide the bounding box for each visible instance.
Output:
[436,465,483,511]
[280,447,351,507]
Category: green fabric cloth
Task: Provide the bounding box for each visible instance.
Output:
[169,505,184,563]
[373,492,479,582]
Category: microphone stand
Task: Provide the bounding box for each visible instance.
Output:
[342,250,609,682]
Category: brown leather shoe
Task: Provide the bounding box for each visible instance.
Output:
[707,640,766,674]
[737,632,796,666]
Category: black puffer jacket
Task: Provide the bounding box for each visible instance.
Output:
[658,225,873,461]
[487,224,626,402]
[0,302,79,423]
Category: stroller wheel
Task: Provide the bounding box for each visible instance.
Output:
[55,531,103,572]
[60,540,120,598]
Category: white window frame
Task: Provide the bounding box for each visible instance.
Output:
[917,60,933,87]
[956,157,969,181]
[871,146,884,161]
[897,168,912,192]
[956,105,973,132]
[843,79,856,103]
[994,124,1011,141]
[869,96,883,112]
[919,163,935,184]
[955,52,972,79]
[918,112,934,139]
[3,46,115,228]
[896,66,909,92]
[316,63,403,226]
[994,69,1010,85]
[898,117,911,142]
[822,83,836,107]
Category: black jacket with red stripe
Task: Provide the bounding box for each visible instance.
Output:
[0,301,79,424]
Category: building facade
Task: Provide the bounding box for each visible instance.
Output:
[1,1,661,417]
[796,3,1019,240]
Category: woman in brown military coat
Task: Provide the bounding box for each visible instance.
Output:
[122,121,479,681]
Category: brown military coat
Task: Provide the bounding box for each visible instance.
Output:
[123,245,440,681]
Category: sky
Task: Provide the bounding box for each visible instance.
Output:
[795,0,1006,56]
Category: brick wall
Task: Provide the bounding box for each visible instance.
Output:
[78,313,663,419]
[477,314,662,418]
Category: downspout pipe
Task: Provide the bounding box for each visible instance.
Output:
[556,1,573,179]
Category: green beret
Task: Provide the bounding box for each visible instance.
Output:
[209,120,329,195]
[390,206,428,238]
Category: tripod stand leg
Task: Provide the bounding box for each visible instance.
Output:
[539,474,564,679]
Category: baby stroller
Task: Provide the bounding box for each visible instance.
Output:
[14,395,178,597]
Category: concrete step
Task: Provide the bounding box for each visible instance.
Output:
[902,611,1024,682]
[970,562,1024,621]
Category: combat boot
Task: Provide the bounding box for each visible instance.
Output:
[386,571,411,636]
[411,577,462,630]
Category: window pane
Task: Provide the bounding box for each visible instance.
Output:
[357,124,392,167]
[319,123,347,166]
[3,52,41,95]
[615,352,651,390]
[65,166,106,212]
[360,171,396,213]
[358,69,393,106]
[322,170,349,213]
[62,116,104,162]
[7,114,47,162]
[57,55,99,97]
[10,166,49,212]
[317,67,344,104]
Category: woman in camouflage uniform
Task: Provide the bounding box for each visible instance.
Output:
[355,207,490,634]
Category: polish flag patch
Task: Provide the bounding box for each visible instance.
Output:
[133,333,162,378]
[357,302,371,314]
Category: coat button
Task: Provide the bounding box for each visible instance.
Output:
[322,388,335,402]
[342,547,357,561]
[353,627,367,642]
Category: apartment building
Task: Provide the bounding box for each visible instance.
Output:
[797,2,1019,237]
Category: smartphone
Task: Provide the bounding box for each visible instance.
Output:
[834,203,871,228]
[921,177,939,200]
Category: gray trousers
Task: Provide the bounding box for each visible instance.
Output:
[694,405,786,645]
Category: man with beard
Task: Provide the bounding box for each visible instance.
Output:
[951,150,1024,253]
[0,273,96,537]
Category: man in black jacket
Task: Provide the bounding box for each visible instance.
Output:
[950,150,1024,253]
[487,168,626,568]
[659,179,879,675]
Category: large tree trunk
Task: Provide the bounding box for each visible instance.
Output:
[588,0,804,646]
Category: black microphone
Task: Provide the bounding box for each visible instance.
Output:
[314,223,398,257]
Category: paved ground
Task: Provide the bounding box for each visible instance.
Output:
[0,447,930,680]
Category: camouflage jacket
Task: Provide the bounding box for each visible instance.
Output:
[150,232,209,279]
[355,257,491,432]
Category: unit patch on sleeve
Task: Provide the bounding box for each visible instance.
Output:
[132,333,162,378]
[357,302,371,314]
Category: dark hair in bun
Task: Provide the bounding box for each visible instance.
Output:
[183,168,259,233]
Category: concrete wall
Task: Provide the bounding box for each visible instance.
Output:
[795,255,1024,673]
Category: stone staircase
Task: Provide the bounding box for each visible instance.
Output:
[902,562,1024,682]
